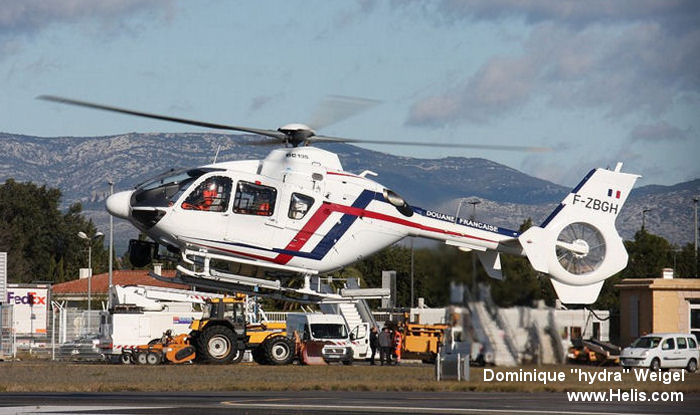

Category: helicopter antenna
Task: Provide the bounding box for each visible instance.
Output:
[213,145,221,163]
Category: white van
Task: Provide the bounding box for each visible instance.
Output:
[621,333,699,372]
[286,313,358,364]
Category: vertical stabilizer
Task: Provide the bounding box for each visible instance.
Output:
[518,164,639,304]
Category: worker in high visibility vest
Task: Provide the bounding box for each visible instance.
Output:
[393,327,403,365]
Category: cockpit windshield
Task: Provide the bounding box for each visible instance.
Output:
[310,323,348,340]
[630,336,662,349]
[132,168,222,207]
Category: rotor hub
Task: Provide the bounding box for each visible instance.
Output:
[278,123,316,146]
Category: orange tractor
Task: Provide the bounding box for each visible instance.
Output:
[124,330,196,365]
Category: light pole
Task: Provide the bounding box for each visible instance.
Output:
[108,180,114,308]
[78,231,104,334]
[641,208,652,231]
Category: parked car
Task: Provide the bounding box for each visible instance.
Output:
[620,333,698,372]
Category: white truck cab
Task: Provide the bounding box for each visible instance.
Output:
[621,333,699,372]
[286,313,359,364]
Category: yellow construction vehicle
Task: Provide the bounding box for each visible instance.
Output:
[189,296,296,365]
[401,322,448,363]
[384,312,448,363]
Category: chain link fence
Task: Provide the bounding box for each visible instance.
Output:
[51,304,102,361]
[0,304,15,360]
[1,303,104,361]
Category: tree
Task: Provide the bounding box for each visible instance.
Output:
[0,179,108,283]
[490,218,557,307]
[622,229,674,278]
[672,243,699,278]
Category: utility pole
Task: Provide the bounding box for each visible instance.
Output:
[694,197,698,276]
[410,237,414,308]
[468,199,481,297]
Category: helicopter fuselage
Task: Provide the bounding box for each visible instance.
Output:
[108,146,521,274]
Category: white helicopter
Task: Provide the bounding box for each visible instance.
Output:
[40,95,638,305]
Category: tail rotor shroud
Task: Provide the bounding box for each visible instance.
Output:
[555,222,606,276]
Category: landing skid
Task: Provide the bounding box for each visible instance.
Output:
[148,248,389,304]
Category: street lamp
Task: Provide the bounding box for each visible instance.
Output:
[454,199,482,297]
[641,208,652,231]
[468,199,481,219]
[454,198,468,223]
[78,231,104,334]
[454,198,481,223]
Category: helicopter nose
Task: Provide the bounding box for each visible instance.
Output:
[106,190,133,220]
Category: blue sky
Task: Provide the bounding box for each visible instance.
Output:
[1,0,698,187]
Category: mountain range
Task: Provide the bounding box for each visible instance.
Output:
[1,132,697,252]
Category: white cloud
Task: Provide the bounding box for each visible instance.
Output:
[405,1,700,126]
[0,0,174,58]
[628,121,692,143]
[431,0,699,29]
[249,95,275,112]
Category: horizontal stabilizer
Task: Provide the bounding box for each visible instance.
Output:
[477,251,503,280]
[550,279,604,305]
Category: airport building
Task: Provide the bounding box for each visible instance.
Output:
[617,271,700,346]
[51,269,185,306]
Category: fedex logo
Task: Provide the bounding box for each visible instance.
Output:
[7,291,46,305]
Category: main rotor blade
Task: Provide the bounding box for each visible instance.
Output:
[307,95,380,131]
[312,135,551,152]
[38,95,287,141]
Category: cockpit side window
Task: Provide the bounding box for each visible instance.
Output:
[181,176,232,212]
[233,181,277,216]
[288,193,314,220]
[132,168,219,208]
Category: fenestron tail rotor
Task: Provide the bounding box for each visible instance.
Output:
[38,95,551,152]
[555,222,606,275]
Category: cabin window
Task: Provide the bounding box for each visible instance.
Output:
[662,338,675,350]
[233,181,277,216]
[181,176,232,212]
[288,193,314,219]
[676,337,687,349]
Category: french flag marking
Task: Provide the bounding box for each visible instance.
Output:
[607,189,621,199]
